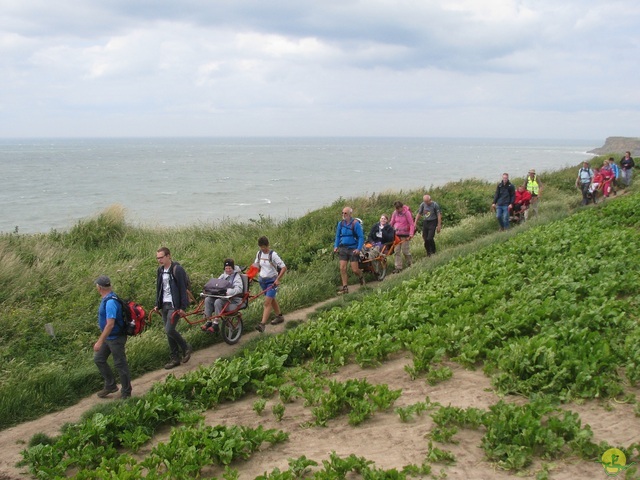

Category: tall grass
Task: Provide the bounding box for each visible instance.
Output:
[0,158,613,429]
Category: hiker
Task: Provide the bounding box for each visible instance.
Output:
[620,151,635,187]
[253,237,287,332]
[153,247,192,369]
[333,206,365,295]
[607,157,620,195]
[202,258,244,333]
[524,169,543,217]
[492,173,516,230]
[600,160,615,198]
[367,214,396,248]
[389,201,414,273]
[93,275,132,399]
[414,194,442,255]
[575,161,594,205]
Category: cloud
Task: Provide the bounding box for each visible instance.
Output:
[1,0,639,138]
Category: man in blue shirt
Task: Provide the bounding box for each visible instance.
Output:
[333,206,365,294]
[94,275,132,399]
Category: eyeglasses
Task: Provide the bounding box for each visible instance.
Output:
[156,255,165,260]
[341,212,349,215]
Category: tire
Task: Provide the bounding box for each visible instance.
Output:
[221,314,243,345]
[374,257,387,281]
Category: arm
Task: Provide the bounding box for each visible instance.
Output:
[173,264,190,310]
[407,210,415,237]
[355,222,365,251]
[272,251,287,285]
[227,274,244,297]
[333,222,341,251]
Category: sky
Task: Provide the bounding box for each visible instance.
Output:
[1,0,639,139]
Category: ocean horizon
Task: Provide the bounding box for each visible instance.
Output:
[0,137,598,234]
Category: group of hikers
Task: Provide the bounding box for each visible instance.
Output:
[92,153,635,400]
[576,151,634,206]
[93,237,287,399]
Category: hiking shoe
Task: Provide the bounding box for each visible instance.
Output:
[392,268,401,274]
[359,276,365,286]
[271,315,284,325]
[337,285,348,295]
[182,345,192,364]
[164,358,180,369]
[97,385,119,398]
[120,393,131,400]
[212,322,220,333]
[255,323,265,333]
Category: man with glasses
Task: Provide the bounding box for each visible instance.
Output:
[152,247,192,369]
[333,206,365,294]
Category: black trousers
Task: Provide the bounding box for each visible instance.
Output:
[422,221,438,256]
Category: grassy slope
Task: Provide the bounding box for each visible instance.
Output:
[0,158,614,429]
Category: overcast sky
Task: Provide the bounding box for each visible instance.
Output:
[2,1,638,139]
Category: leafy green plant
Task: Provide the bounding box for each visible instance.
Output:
[253,398,267,415]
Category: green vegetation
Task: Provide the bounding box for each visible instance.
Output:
[7,157,640,477]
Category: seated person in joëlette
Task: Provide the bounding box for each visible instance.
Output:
[513,185,532,218]
[201,258,244,333]
[366,214,396,249]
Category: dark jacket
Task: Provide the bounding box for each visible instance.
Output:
[367,223,396,245]
[156,262,189,310]
[493,181,516,206]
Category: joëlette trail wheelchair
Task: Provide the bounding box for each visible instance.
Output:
[170,265,270,345]
[358,236,405,281]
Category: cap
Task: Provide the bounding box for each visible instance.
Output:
[95,275,111,287]
[529,169,535,174]
[223,258,235,268]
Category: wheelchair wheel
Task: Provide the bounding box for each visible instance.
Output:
[372,256,387,281]
[221,314,243,345]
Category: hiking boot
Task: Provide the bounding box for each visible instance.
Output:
[212,322,220,333]
[120,393,131,400]
[255,323,265,333]
[271,314,284,325]
[164,358,180,369]
[337,285,348,295]
[359,276,365,286]
[96,385,119,398]
[182,345,192,364]
[392,268,401,274]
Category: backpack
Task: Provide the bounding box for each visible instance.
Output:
[112,294,147,336]
[203,276,234,295]
[256,250,282,274]
[339,218,361,243]
[171,262,195,304]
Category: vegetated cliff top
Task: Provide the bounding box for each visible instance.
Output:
[589,136,640,156]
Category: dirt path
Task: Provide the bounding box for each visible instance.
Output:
[0,289,356,479]
[2,280,639,479]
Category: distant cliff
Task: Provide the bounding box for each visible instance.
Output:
[589,136,640,156]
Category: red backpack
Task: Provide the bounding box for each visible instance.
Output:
[113,295,148,336]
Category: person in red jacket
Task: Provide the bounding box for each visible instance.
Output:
[513,185,532,221]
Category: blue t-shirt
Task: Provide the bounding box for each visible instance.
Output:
[98,293,123,340]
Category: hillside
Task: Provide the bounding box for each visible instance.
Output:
[12,187,640,479]
[588,136,640,156]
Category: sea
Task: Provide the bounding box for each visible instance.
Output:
[0,137,598,234]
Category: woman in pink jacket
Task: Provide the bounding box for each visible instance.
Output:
[389,201,415,273]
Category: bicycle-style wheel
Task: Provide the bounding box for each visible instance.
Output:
[373,256,387,281]
[221,314,243,345]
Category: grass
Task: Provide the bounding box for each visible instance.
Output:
[0,156,627,429]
